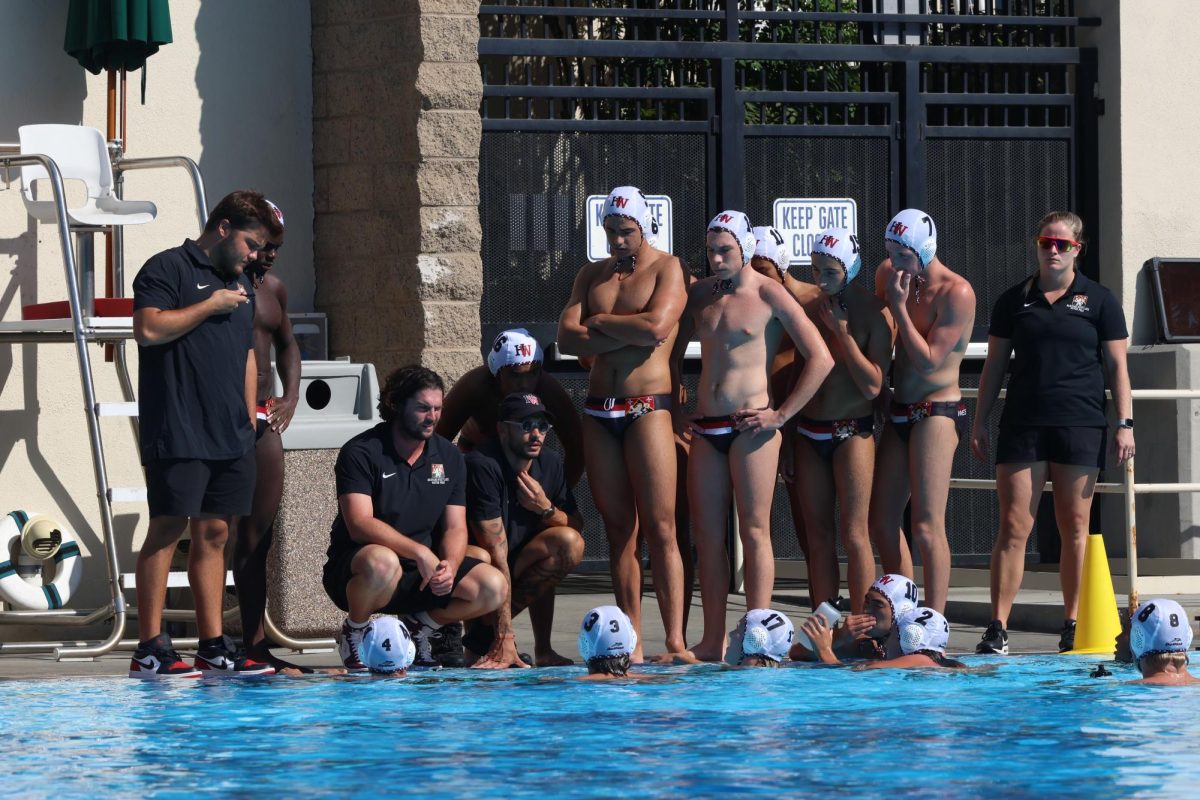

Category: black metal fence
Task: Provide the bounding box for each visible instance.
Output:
[478,0,1097,566]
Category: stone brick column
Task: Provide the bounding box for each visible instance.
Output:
[311,0,482,384]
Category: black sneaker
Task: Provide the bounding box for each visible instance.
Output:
[129,634,202,680]
[403,616,440,667]
[338,617,368,671]
[430,621,466,668]
[194,635,275,678]
[976,620,1009,655]
[1058,619,1077,653]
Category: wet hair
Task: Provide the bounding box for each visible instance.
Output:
[378,365,445,422]
[740,655,781,668]
[919,650,966,669]
[204,189,284,240]
[1139,651,1189,673]
[587,654,631,677]
[1035,211,1085,258]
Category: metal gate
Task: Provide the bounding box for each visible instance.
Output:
[479,1,1098,567]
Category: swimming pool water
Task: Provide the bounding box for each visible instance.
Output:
[1,656,1197,798]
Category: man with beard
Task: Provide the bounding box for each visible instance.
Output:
[322,366,507,669]
[463,393,584,668]
[230,199,312,673]
[130,189,282,678]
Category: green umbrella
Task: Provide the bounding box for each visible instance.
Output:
[64,0,172,102]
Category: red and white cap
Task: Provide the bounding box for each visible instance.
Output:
[885,208,937,267]
[487,328,543,376]
[603,186,660,247]
[708,210,756,266]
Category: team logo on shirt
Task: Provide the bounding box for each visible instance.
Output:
[428,463,448,485]
[1066,294,1090,313]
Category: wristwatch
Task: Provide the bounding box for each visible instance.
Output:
[540,503,556,520]
[1117,418,1134,430]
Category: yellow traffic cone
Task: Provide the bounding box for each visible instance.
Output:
[1064,533,1122,655]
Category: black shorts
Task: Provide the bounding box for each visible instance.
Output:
[144,450,256,518]
[323,548,484,615]
[995,425,1106,470]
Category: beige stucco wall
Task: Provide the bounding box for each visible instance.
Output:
[1080,0,1200,344]
[0,1,313,630]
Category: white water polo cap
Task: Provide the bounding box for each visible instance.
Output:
[752,226,787,279]
[885,208,937,268]
[487,328,543,376]
[725,608,795,665]
[603,186,660,246]
[708,210,756,266]
[361,616,416,673]
[811,226,862,284]
[870,573,920,624]
[265,198,285,228]
[897,608,950,656]
[1131,599,1194,660]
[578,605,637,661]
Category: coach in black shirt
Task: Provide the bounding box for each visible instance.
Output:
[463,393,584,668]
[323,366,505,670]
[970,211,1134,656]
[130,189,282,679]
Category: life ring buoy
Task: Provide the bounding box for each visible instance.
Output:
[0,510,83,610]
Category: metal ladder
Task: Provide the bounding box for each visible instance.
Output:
[0,144,208,660]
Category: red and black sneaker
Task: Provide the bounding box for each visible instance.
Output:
[194,635,276,678]
[129,635,203,680]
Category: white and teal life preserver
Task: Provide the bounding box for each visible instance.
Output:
[0,510,83,610]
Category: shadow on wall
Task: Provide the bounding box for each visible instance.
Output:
[194,0,315,309]
[0,5,98,551]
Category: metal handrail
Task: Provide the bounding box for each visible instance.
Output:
[0,153,127,658]
[954,386,1200,615]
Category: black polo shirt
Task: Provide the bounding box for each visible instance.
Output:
[465,441,577,562]
[990,271,1127,428]
[132,240,256,463]
[328,424,466,560]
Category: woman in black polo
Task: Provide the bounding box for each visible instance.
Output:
[969,211,1135,655]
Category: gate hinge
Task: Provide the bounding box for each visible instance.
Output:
[710,115,720,134]
[894,121,902,140]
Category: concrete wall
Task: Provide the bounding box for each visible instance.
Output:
[0,1,313,630]
[1079,0,1200,345]
[311,0,482,384]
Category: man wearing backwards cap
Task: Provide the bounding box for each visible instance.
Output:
[790,227,894,617]
[437,328,583,486]
[869,209,976,613]
[1126,599,1199,686]
[672,210,831,663]
[558,185,690,661]
[230,199,317,674]
[463,393,584,668]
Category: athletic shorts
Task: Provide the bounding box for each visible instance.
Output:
[322,548,484,615]
[144,450,256,518]
[995,425,1106,470]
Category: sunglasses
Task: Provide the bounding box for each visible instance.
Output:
[504,419,553,434]
[1035,236,1082,253]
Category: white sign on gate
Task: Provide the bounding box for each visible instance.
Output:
[585,194,674,261]
[772,198,858,266]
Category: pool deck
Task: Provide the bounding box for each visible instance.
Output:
[0,576,1154,679]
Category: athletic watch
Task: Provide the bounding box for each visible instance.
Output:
[540,503,556,521]
[1117,419,1134,430]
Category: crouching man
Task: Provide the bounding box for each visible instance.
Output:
[464,393,585,667]
[323,365,507,669]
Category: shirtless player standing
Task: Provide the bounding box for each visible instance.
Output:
[676,211,832,662]
[869,209,975,612]
[557,186,688,660]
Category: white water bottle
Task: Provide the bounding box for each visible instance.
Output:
[794,601,843,654]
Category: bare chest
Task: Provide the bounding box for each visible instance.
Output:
[696,294,772,348]
[254,283,284,335]
[586,269,656,315]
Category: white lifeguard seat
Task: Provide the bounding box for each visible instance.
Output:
[18,124,156,227]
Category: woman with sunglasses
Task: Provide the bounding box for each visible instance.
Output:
[970,211,1134,655]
